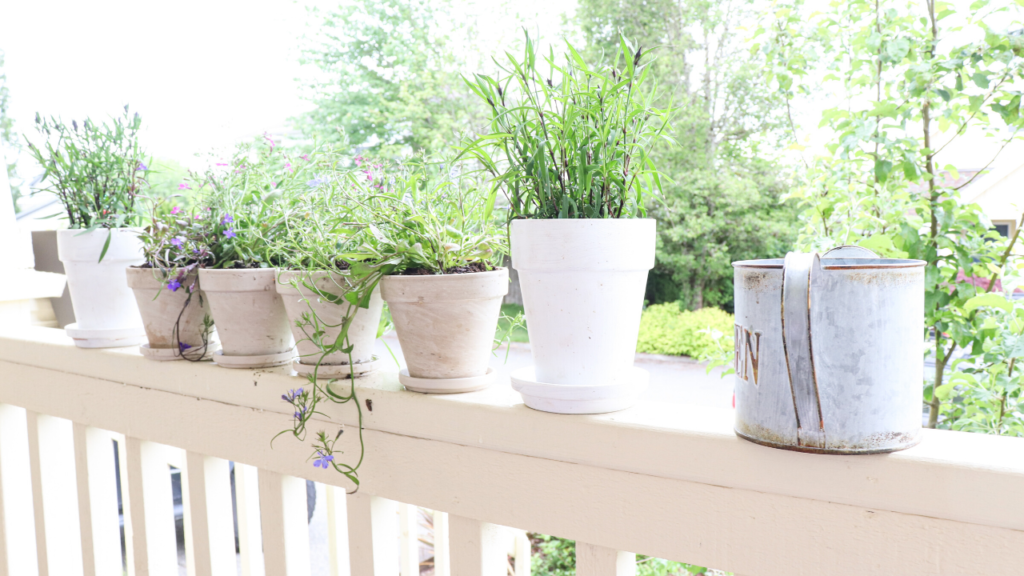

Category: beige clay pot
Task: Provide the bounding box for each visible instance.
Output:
[277,270,384,379]
[381,268,508,393]
[126,267,216,361]
[199,268,295,369]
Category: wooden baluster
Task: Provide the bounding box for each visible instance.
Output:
[575,543,636,576]
[448,515,506,576]
[346,492,399,576]
[513,531,531,576]
[258,469,311,576]
[123,437,179,576]
[181,452,235,576]
[399,503,419,576]
[25,410,49,576]
[72,425,121,576]
[35,415,85,575]
[234,462,264,576]
[432,510,450,576]
[325,485,350,576]
[0,404,40,576]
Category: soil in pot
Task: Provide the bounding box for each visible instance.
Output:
[277,270,384,378]
[199,268,295,368]
[126,267,216,360]
[381,267,508,392]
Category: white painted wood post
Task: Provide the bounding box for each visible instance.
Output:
[399,502,420,576]
[258,469,312,576]
[433,510,450,576]
[25,410,49,576]
[325,485,351,576]
[513,531,531,576]
[234,462,265,576]
[36,415,85,576]
[0,404,41,576]
[448,515,506,576]
[73,425,121,576]
[576,543,636,576]
[123,437,179,576]
[181,452,235,576]
[346,492,399,576]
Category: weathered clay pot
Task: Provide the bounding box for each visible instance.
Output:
[57,228,146,348]
[199,268,295,368]
[381,268,508,393]
[126,267,216,361]
[277,270,384,378]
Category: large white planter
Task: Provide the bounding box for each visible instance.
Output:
[509,219,655,414]
[381,268,508,393]
[199,268,295,368]
[277,270,384,379]
[126,268,217,361]
[57,228,146,348]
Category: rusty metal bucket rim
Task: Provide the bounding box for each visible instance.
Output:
[733,258,925,270]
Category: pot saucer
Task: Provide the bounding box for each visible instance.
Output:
[510,366,649,414]
[212,348,296,369]
[65,323,147,349]
[293,356,379,379]
[140,342,219,362]
[399,367,495,394]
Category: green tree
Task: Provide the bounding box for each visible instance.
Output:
[575,0,798,310]
[759,0,1024,431]
[295,0,487,158]
[0,49,21,211]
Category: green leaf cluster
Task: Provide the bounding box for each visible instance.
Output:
[636,303,735,360]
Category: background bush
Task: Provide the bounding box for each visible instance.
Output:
[636,304,735,359]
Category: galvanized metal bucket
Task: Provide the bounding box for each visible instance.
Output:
[732,246,925,454]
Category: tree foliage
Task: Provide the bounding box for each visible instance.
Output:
[0,49,20,210]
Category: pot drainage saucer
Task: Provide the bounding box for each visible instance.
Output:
[293,356,379,379]
[140,343,219,362]
[212,348,296,369]
[510,366,649,414]
[65,323,147,349]
[399,367,495,394]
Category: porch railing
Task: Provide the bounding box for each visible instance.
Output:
[0,325,1022,576]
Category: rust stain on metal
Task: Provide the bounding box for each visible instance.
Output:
[735,421,921,454]
[741,269,778,292]
[840,269,921,287]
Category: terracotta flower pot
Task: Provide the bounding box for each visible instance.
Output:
[199,268,295,368]
[57,228,146,348]
[509,219,655,414]
[277,270,384,379]
[381,268,508,393]
[126,267,217,361]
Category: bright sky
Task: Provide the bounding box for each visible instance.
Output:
[0,0,574,171]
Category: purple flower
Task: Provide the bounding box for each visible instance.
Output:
[167,280,181,292]
[178,183,191,190]
[301,154,309,161]
[170,206,182,215]
[136,162,148,171]
[216,162,229,166]
[223,228,236,239]
[307,176,326,188]
[293,405,308,420]
[178,342,192,351]
[170,236,185,248]
[221,214,234,225]
[313,451,334,469]
[282,388,304,403]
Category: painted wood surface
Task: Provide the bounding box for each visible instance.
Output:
[0,328,1023,575]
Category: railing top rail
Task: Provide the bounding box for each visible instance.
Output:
[1,325,1023,539]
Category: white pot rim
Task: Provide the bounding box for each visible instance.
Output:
[57,227,145,264]
[511,218,655,271]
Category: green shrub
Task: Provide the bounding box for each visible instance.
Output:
[636,303,735,360]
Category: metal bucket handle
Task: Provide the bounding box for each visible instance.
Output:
[781,246,878,448]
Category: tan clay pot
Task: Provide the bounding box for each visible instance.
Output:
[126,267,215,360]
[199,268,295,368]
[277,270,384,378]
[381,268,508,390]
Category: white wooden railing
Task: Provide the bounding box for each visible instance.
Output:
[0,325,1022,576]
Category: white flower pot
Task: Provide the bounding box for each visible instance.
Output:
[57,228,146,348]
[125,268,217,361]
[199,268,295,369]
[277,270,384,379]
[509,219,655,413]
[381,268,508,393]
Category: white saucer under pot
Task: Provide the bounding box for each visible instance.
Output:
[212,349,295,369]
[293,356,379,379]
[399,367,496,394]
[510,366,649,414]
